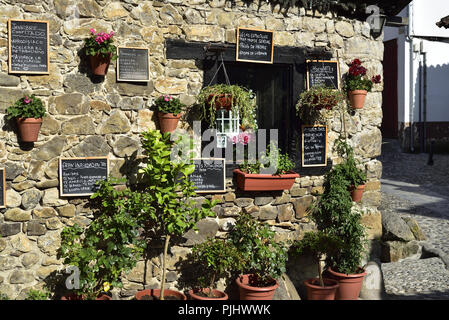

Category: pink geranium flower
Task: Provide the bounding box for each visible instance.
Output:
[24,96,32,104]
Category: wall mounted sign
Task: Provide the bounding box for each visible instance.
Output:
[301,125,327,167]
[0,168,5,208]
[306,60,340,90]
[59,157,109,197]
[236,27,274,64]
[8,19,49,74]
[188,158,226,193]
[117,47,150,82]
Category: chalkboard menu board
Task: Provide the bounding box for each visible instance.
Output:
[8,19,49,74]
[59,157,109,197]
[0,168,5,208]
[236,27,274,64]
[302,125,327,167]
[117,47,150,82]
[188,158,226,193]
[306,60,340,90]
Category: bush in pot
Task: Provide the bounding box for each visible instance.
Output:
[189,238,244,300]
[310,157,368,300]
[291,231,343,300]
[296,86,344,124]
[136,130,218,300]
[84,28,117,75]
[6,95,46,142]
[58,178,146,300]
[154,95,185,134]
[228,213,288,300]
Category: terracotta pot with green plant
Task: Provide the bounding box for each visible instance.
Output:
[195,84,257,131]
[343,59,381,109]
[189,238,244,300]
[58,178,146,300]
[334,138,367,203]
[135,130,218,300]
[154,95,185,134]
[84,29,117,76]
[228,213,288,300]
[291,231,343,300]
[310,143,368,300]
[296,86,344,124]
[7,95,46,143]
[234,143,299,191]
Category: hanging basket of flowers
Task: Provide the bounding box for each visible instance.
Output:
[296,86,344,124]
[84,29,118,76]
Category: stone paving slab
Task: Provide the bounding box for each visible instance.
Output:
[381,257,449,300]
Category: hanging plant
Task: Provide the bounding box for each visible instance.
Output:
[296,86,344,124]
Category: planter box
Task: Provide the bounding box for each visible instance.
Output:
[233,169,299,191]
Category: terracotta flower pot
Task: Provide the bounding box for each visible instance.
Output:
[348,90,367,109]
[158,112,181,134]
[61,293,112,300]
[304,278,339,300]
[233,169,299,191]
[16,117,43,142]
[207,94,233,110]
[235,274,279,300]
[188,288,228,300]
[327,267,367,300]
[89,53,112,76]
[135,289,187,301]
[349,184,365,203]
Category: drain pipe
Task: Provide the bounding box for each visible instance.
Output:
[418,56,423,153]
[422,46,428,152]
[406,4,415,152]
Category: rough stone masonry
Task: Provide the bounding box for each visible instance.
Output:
[0,0,383,299]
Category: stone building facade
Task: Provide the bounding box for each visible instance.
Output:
[0,0,383,299]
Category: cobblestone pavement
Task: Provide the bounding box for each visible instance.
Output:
[378,139,449,299]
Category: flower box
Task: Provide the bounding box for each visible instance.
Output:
[233,169,299,191]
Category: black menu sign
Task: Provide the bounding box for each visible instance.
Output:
[188,158,226,193]
[59,157,109,197]
[236,27,274,64]
[0,168,5,208]
[302,125,327,167]
[8,19,49,74]
[117,47,150,82]
[306,60,340,90]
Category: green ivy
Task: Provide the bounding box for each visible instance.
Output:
[6,95,46,120]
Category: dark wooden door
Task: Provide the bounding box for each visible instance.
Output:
[382,39,398,138]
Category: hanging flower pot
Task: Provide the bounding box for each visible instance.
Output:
[158,112,181,134]
[84,29,117,76]
[16,117,43,142]
[348,90,367,109]
[154,95,185,134]
[207,93,234,110]
[89,53,112,76]
[349,184,365,202]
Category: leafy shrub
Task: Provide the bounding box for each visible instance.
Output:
[6,95,46,120]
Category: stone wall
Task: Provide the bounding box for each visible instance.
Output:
[0,0,383,299]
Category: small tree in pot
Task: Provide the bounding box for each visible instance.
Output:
[228,213,288,300]
[7,95,46,142]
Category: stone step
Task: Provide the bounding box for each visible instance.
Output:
[381,257,449,299]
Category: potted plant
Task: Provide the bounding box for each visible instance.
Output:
[188,238,243,300]
[291,231,342,300]
[154,95,185,134]
[343,59,381,109]
[234,144,299,191]
[310,158,368,300]
[84,29,117,76]
[228,213,288,300]
[58,178,145,300]
[6,95,46,142]
[135,130,217,300]
[296,86,344,124]
[196,84,257,130]
[334,137,367,203]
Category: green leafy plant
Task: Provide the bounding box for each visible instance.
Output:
[25,288,51,300]
[310,158,367,275]
[296,86,344,124]
[0,293,9,300]
[239,144,295,175]
[6,95,46,120]
[334,137,366,188]
[58,178,146,300]
[84,29,117,60]
[343,59,381,92]
[154,95,185,115]
[195,84,257,130]
[191,238,244,297]
[228,213,288,286]
[292,231,342,287]
[138,130,218,299]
